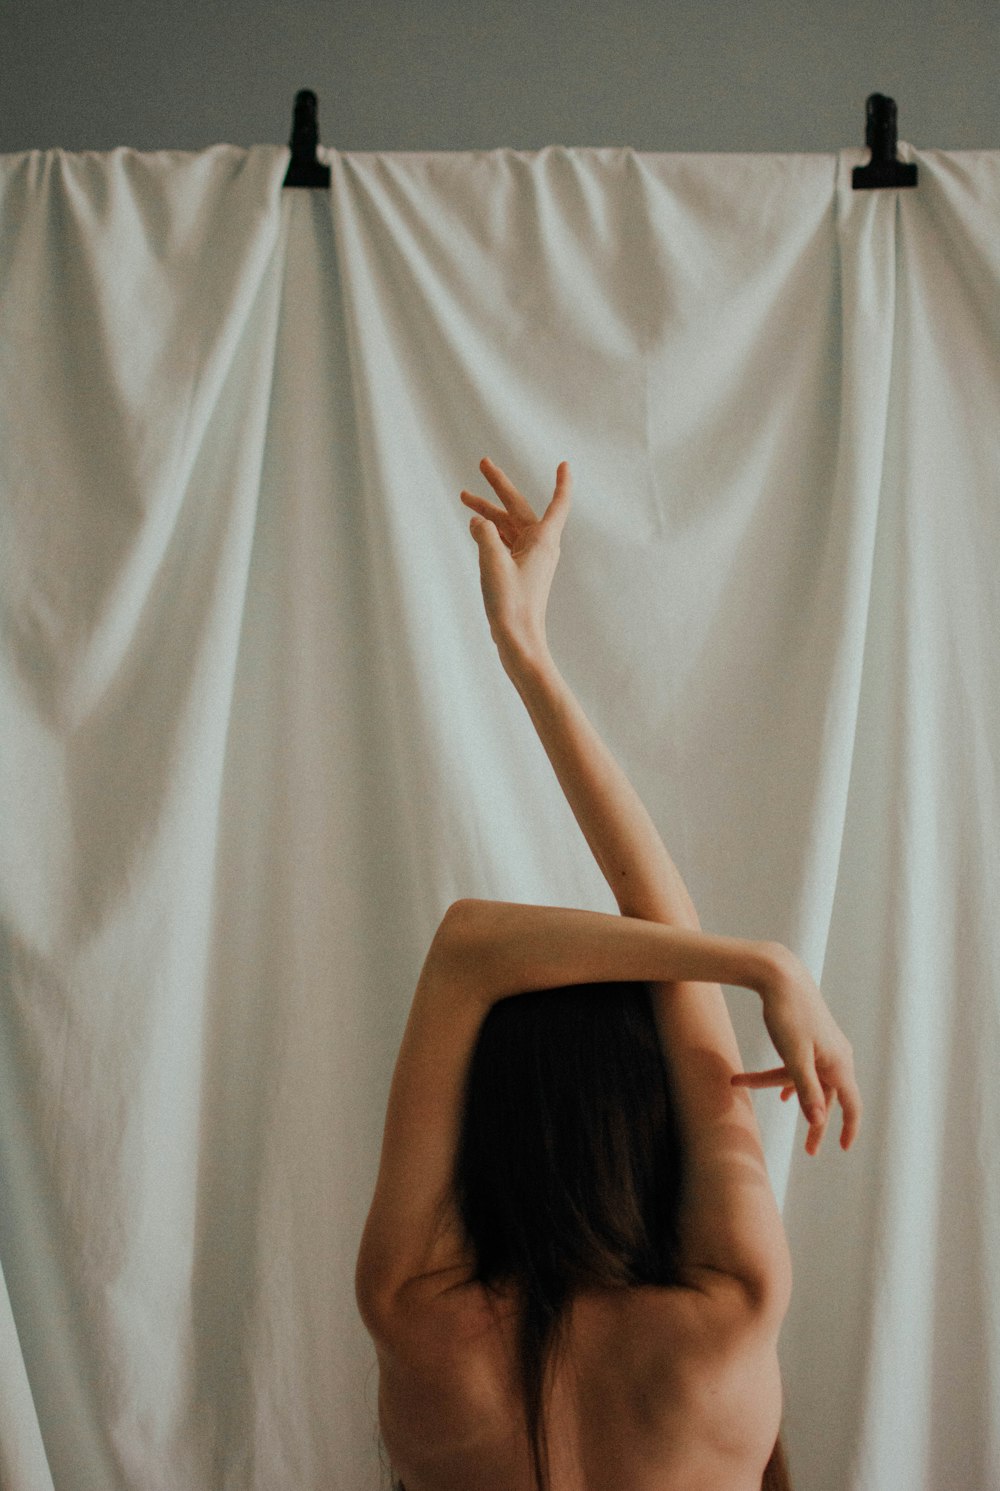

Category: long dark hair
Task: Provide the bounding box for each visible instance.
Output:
[456,979,686,1489]
[394,979,791,1491]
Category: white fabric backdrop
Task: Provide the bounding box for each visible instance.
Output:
[0,140,997,1491]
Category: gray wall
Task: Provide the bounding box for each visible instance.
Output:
[2,0,998,157]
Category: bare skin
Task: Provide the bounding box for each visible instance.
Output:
[357,459,861,1490]
[376,1278,785,1490]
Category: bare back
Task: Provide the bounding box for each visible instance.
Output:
[375,1275,784,1491]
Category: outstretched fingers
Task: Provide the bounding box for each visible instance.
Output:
[541,460,573,536]
[732,1060,861,1155]
[812,1043,863,1153]
[802,1072,864,1155]
[731,1065,791,1089]
[794,1058,831,1153]
[838,1072,863,1151]
[460,490,516,548]
[479,458,538,524]
[731,1062,825,1148]
[730,1061,822,1139]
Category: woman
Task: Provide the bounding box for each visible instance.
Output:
[355,459,861,1491]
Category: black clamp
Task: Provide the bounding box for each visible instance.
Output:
[852,94,918,190]
[283,90,332,189]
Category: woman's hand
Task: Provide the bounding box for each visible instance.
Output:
[460,458,572,666]
[733,943,863,1157]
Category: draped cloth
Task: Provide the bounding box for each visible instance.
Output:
[0,140,998,1490]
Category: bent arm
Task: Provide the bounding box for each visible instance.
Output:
[464,460,687,927]
[447,897,777,1005]
[355,899,783,1328]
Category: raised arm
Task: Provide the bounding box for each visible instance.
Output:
[464,458,701,932]
[460,459,705,928]
[463,458,860,1291]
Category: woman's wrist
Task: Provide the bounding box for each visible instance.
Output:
[749,940,802,1004]
[497,632,557,690]
[667,931,791,999]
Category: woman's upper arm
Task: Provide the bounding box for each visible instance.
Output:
[355,904,491,1324]
[356,893,625,1324]
[653,977,792,1304]
[612,887,791,1304]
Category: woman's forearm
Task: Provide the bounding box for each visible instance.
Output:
[442,898,779,1007]
[500,641,699,926]
[441,899,860,1149]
